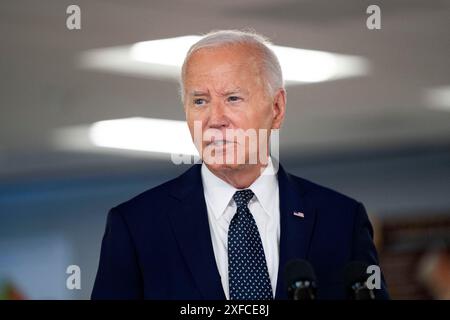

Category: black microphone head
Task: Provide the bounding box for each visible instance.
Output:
[285,259,316,285]
[285,259,317,300]
[344,261,370,289]
[344,261,375,300]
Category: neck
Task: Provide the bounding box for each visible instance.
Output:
[205,158,270,189]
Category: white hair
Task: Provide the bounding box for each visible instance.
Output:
[180,29,284,101]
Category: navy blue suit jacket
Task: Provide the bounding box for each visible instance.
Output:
[92,163,389,299]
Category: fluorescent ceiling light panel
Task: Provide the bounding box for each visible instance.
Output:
[54,118,198,156]
[89,117,198,155]
[424,86,450,111]
[131,36,200,67]
[79,35,370,84]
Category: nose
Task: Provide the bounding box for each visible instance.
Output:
[208,100,230,129]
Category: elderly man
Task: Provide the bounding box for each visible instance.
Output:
[92,30,389,300]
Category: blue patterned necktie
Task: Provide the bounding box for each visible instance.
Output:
[228,189,273,300]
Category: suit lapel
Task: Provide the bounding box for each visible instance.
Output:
[167,164,226,300]
[274,164,317,299]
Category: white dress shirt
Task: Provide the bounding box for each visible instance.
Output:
[201,157,280,299]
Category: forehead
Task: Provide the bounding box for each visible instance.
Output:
[184,45,264,88]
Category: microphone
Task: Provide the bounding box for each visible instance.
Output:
[344,261,376,300]
[285,259,317,300]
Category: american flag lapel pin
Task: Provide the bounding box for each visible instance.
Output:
[293,211,305,218]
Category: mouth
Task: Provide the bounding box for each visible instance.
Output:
[207,140,235,147]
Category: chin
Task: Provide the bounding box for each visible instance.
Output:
[208,162,244,172]
[202,146,247,170]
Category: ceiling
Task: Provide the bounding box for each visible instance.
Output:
[1,0,449,179]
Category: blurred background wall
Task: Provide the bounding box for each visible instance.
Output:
[0,0,449,299]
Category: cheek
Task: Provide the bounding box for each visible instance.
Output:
[245,102,273,129]
[261,99,275,124]
[186,113,198,136]
[186,112,207,141]
[186,108,201,127]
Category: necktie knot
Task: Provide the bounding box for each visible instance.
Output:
[233,189,254,208]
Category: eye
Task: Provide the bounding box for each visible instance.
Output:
[227,96,242,102]
[193,98,207,106]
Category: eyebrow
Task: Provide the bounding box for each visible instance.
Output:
[189,87,248,97]
[221,88,247,96]
[190,90,210,97]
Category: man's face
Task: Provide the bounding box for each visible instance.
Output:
[183,44,285,171]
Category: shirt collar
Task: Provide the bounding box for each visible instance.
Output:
[201,157,278,220]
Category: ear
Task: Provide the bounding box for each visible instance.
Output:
[271,88,286,129]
